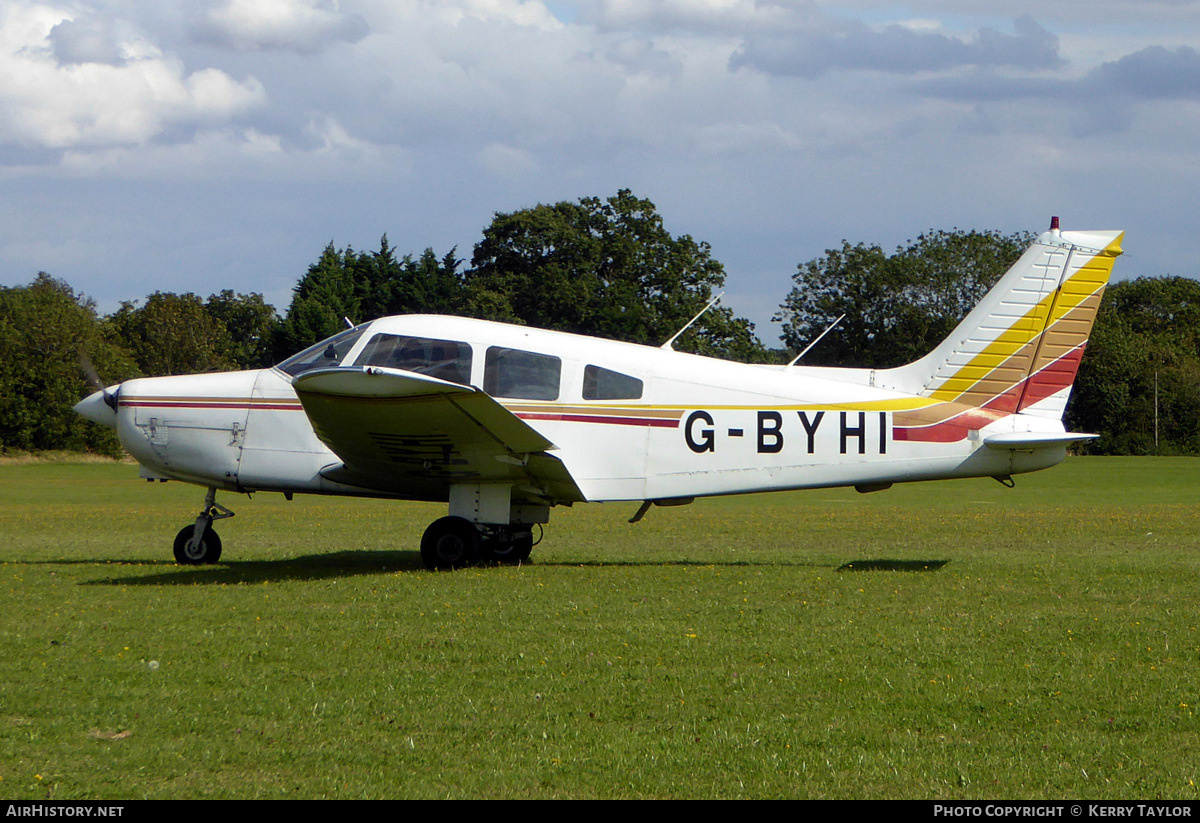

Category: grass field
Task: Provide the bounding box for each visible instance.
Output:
[1,455,1198,799]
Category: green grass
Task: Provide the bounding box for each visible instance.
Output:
[1,456,1198,798]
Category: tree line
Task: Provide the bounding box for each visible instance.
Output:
[1,190,1195,456]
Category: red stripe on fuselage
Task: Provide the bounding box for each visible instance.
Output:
[893,346,1087,442]
[515,412,679,428]
[892,424,969,443]
[120,400,303,411]
[893,409,1003,443]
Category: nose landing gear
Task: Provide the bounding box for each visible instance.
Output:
[173,487,235,565]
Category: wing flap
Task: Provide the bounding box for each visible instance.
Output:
[292,367,583,502]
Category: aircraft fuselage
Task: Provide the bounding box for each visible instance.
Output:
[73,224,1122,568]
[93,314,1063,504]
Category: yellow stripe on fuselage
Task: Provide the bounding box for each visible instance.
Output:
[507,397,944,414]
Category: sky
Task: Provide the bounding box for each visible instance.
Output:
[2,0,1198,347]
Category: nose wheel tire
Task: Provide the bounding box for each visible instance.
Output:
[173,525,223,565]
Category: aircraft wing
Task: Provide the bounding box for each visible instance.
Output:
[291,366,585,503]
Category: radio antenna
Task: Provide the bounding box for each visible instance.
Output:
[661,292,724,351]
[786,314,845,367]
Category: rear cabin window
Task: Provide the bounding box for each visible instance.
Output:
[484,347,561,401]
[583,365,643,400]
[354,334,473,386]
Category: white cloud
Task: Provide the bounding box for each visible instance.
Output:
[57,128,282,178]
[303,114,378,158]
[0,2,266,149]
[2,0,1200,340]
[200,0,369,53]
[583,0,802,33]
[446,0,564,30]
[47,13,159,66]
[185,67,267,116]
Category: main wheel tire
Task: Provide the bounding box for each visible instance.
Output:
[173,525,223,565]
[420,516,481,570]
[509,530,533,563]
[484,529,533,564]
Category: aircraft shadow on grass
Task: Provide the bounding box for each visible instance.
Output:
[80,550,421,586]
[837,559,949,572]
[74,552,898,586]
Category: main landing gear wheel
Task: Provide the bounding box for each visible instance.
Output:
[512,531,534,562]
[485,529,533,564]
[173,525,223,565]
[421,516,481,571]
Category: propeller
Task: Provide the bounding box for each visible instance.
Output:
[75,349,121,425]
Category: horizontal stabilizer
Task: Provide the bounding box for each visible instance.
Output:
[983,431,1098,450]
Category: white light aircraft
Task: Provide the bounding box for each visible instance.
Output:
[75,220,1123,570]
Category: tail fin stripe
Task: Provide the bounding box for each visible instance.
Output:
[1017,344,1087,411]
[926,247,1116,406]
[933,296,1103,410]
[884,228,1121,422]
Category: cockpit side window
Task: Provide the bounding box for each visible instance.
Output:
[354,334,473,386]
[484,347,561,401]
[583,365,643,400]
[276,326,368,377]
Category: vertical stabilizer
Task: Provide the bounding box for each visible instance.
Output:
[888,224,1123,420]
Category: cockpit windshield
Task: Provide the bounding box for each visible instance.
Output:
[276,325,369,377]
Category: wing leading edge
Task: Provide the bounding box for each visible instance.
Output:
[292,366,585,504]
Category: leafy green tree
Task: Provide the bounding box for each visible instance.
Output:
[356,236,466,321]
[0,274,136,454]
[204,290,281,370]
[105,292,235,376]
[464,190,765,360]
[277,243,363,358]
[387,247,465,317]
[278,238,466,358]
[776,229,1032,367]
[1069,277,1200,454]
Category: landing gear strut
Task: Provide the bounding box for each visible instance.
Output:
[173,487,234,565]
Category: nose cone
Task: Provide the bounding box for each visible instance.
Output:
[74,388,119,428]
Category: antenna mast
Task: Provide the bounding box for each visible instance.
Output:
[660,292,724,351]
[786,314,845,367]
